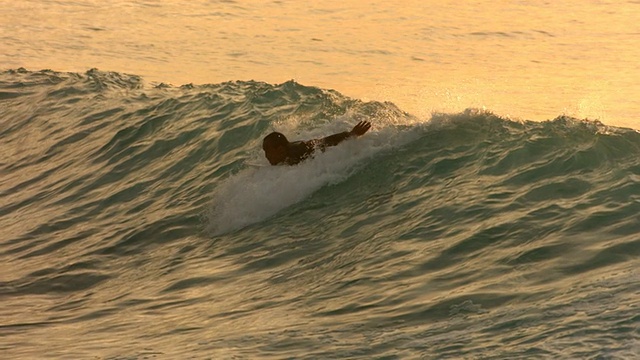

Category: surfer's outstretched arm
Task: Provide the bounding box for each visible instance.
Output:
[316,121,372,149]
[263,121,372,165]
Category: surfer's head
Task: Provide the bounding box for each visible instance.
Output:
[263,132,289,165]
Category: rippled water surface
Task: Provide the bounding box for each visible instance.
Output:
[2,0,639,127]
[1,1,640,359]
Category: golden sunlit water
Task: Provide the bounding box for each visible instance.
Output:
[2,1,640,359]
[2,0,639,127]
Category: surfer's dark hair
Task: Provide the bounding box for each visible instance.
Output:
[263,132,288,149]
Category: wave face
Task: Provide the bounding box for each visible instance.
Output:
[1,69,639,359]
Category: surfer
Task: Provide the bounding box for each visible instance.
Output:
[262,121,372,165]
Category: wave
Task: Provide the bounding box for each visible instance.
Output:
[1,68,639,359]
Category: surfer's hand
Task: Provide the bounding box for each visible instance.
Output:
[350,121,372,136]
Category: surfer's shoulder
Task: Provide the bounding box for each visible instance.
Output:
[285,141,315,165]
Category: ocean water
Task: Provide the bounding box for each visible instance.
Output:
[2,1,640,359]
[1,69,639,359]
[2,0,640,126]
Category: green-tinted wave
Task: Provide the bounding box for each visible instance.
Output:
[1,69,638,359]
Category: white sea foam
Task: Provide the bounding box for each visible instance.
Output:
[205,118,421,235]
